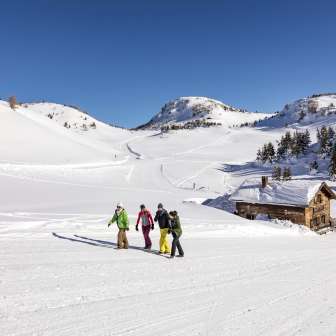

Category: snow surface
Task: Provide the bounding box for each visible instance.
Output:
[230,178,331,206]
[2,99,336,335]
[141,96,272,129]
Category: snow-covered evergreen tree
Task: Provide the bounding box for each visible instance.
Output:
[266,142,275,163]
[329,144,336,179]
[319,126,329,154]
[283,167,292,181]
[272,166,282,181]
[310,160,319,172]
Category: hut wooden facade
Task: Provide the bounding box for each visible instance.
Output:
[230,177,336,231]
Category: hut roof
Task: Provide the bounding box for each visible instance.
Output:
[230,178,336,207]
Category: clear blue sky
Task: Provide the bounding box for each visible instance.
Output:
[1,0,336,128]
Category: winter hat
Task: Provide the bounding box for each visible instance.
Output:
[140,204,146,209]
[157,203,163,209]
[117,202,123,208]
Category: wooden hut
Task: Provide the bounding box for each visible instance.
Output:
[230,176,336,231]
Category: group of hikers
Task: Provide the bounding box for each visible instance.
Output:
[108,202,184,258]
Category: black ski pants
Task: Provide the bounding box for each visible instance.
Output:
[171,232,184,257]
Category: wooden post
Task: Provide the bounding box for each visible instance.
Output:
[261,176,268,188]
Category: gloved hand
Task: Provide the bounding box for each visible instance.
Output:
[136,224,139,231]
[151,224,154,230]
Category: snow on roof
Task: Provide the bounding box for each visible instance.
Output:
[230,178,334,207]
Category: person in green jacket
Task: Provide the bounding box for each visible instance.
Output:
[108,202,129,249]
[168,210,184,258]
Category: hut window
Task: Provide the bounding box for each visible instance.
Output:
[312,218,318,225]
[317,194,322,203]
[321,215,326,224]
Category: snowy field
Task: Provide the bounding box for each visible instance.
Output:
[2,101,336,335]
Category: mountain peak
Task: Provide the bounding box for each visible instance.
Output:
[137,96,270,130]
[259,94,336,127]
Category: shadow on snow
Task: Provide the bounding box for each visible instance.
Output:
[52,232,168,258]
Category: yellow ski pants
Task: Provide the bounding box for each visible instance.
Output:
[159,228,171,253]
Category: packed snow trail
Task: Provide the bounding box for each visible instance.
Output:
[1,224,336,336]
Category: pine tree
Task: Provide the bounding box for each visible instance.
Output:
[316,128,321,143]
[310,160,319,172]
[303,129,311,151]
[283,167,292,181]
[276,143,286,161]
[291,131,301,158]
[260,144,268,163]
[266,142,275,163]
[319,126,329,154]
[329,144,336,179]
[291,131,310,157]
[276,132,291,160]
[327,126,335,155]
[328,126,335,140]
[272,166,282,181]
[256,149,262,162]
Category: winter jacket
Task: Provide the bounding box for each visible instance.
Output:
[170,215,182,236]
[154,209,170,229]
[136,210,154,226]
[109,209,129,229]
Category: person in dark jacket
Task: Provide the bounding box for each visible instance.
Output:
[168,211,184,258]
[154,203,171,254]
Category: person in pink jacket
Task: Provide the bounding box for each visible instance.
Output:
[136,204,154,249]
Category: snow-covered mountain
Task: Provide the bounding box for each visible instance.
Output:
[24,102,99,131]
[137,96,272,129]
[259,93,336,127]
[0,100,133,165]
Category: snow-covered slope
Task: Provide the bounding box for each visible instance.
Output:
[0,100,136,165]
[25,102,99,131]
[3,95,336,335]
[138,96,271,129]
[260,93,336,128]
